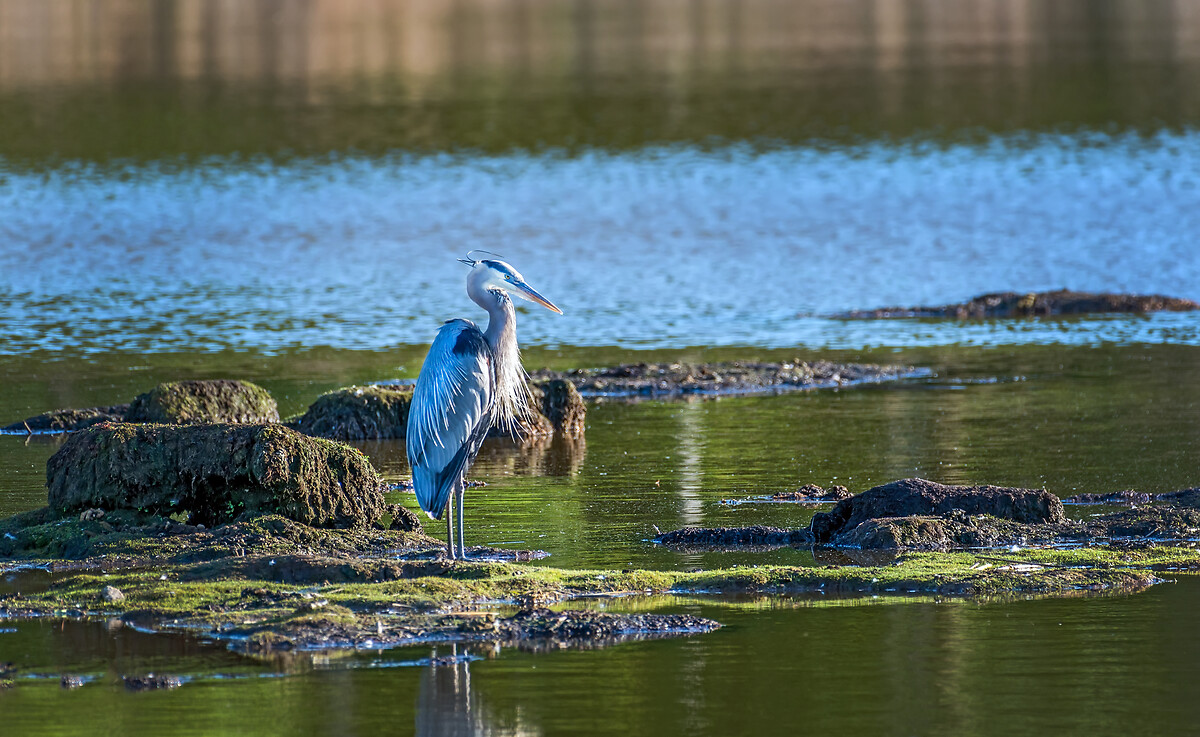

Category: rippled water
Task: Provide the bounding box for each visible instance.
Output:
[4,136,1200,352]
[4,0,1200,734]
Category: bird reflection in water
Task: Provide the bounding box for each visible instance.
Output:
[416,644,534,737]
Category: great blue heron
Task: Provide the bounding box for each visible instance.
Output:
[406,254,562,559]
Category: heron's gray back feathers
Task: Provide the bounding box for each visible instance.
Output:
[406,319,496,519]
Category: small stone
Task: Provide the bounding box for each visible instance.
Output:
[101,585,125,603]
[60,675,85,689]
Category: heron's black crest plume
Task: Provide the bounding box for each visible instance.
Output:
[459,249,502,266]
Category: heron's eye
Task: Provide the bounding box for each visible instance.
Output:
[504,274,512,281]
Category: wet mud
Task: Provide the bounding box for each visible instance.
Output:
[529,360,923,398]
[838,289,1199,320]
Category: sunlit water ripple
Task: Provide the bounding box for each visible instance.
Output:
[3,131,1200,354]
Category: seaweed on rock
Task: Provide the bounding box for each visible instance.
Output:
[125,380,279,424]
[288,385,414,441]
[45,423,385,528]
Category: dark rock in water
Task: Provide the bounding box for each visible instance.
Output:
[60,675,85,689]
[830,515,1036,550]
[658,525,814,548]
[125,380,279,424]
[660,481,1200,551]
[1061,490,1154,505]
[498,608,720,641]
[839,289,1199,320]
[123,674,183,691]
[772,484,852,502]
[811,478,1064,543]
[386,503,423,533]
[530,359,919,398]
[1155,488,1200,508]
[2,405,129,434]
[538,379,586,438]
[46,423,385,528]
[288,385,413,441]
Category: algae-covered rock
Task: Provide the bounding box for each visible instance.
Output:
[2,405,129,434]
[289,385,413,441]
[125,380,279,424]
[811,478,1064,543]
[538,379,586,438]
[46,423,384,528]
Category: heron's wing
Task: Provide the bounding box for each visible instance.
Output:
[406,320,495,519]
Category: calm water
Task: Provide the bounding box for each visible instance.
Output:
[4,0,1200,734]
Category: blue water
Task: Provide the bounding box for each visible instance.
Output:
[4,132,1199,355]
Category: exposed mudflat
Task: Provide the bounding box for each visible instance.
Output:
[837,289,1199,320]
[529,360,925,398]
[2,490,1182,655]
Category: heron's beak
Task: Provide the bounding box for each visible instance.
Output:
[513,280,563,314]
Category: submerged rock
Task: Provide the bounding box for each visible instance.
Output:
[810,478,1064,543]
[288,385,413,441]
[529,360,920,398]
[839,289,1199,320]
[2,405,129,434]
[125,380,279,424]
[46,423,385,528]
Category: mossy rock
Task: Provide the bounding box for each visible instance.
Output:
[46,423,384,528]
[125,380,279,424]
[538,379,586,438]
[3,405,129,434]
[288,385,413,441]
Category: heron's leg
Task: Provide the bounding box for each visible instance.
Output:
[456,487,467,559]
[445,494,457,560]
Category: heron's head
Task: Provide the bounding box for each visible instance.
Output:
[459,252,563,314]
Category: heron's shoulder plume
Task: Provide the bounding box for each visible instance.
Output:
[486,292,533,435]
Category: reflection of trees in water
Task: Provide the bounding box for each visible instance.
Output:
[3,0,1198,158]
[674,401,705,527]
[416,645,539,737]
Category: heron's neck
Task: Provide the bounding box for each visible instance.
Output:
[469,283,528,428]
